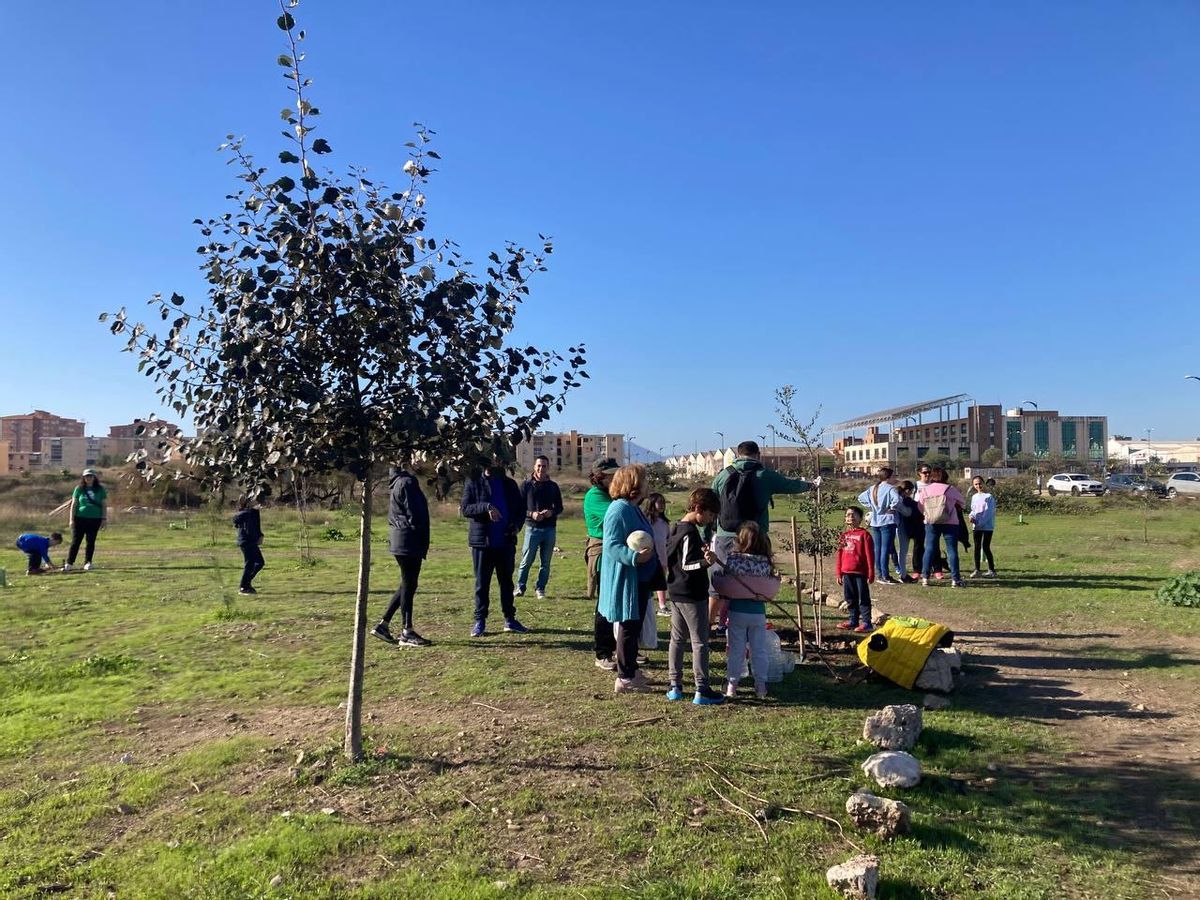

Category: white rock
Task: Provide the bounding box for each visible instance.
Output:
[862,750,922,788]
[863,704,923,750]
[119,752,134,764]
[826,854,880,899]
[269,874,283,888]
[845,791,911,838]
[914,649,957,693]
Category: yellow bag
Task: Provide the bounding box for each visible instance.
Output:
[856,616,952,690]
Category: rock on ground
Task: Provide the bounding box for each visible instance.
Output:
[862,750,922,788]
[826,854,880,899]
[845,791,911,838]
[863,704,923,750]
[914,647,961,692]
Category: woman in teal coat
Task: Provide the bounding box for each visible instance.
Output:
[598,464,658,693]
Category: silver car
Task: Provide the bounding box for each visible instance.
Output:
[1165,472,1200,499]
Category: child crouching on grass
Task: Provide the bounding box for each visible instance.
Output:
[664,488,725,705]
[712,522,780,699]
[836,506,875,633]
[15,532,62,575]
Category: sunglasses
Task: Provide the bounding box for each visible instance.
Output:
[919,470,931,475]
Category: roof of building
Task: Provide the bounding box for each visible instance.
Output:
[829,394,972,432]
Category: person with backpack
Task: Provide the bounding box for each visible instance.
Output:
[709,440,818,633]
[917,466,966,588]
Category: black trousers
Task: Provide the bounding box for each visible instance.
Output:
[240,543,265,590]
[472,546,516,623]
[615,583,651,680]
[973,530,995,571]
[67,518,102,565]
[382,554,422,630]
[23,551,43,573]
[594,604,617,661]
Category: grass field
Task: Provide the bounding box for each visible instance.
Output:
[1,491,1198,898]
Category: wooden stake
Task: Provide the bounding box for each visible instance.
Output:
[790,517,806,659]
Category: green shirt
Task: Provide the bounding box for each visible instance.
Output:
[72,485,107,519]
[711,458,814,537]
[582,486,612,539]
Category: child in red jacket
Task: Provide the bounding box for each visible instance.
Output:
[836,506,875,634]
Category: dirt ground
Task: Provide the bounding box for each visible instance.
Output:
[877,586,1200,897]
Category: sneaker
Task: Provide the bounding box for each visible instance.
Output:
[238,587,256,595]
[370,622,397,644]
[398,629,431,647]
[61,563,73,573]
[665,685,684,702]
[470,620,486,638]
[835,620,855,630]
[594,656,617,671]
[921,578,930,587]
[968,570,981,579]
[535,589,546,600]
[657,607,671,618]
[725,681,738,698]
[712,625,727,639]
[614,676,651,694]
[635,654,650,666]
[515,587,525,597]
[693,686,725,706]
[853,623,874,634]
[503,618,530,634]
[83,562,94,572]
[631,668,650,688]
[26,569,43,576]
[934,571,944,580]
[983,570,997,578]
[951,580,964,589]
[754,683,768,699]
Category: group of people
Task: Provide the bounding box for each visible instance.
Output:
[14,468,108,575]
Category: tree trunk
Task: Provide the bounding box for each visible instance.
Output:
[344,472,373,761]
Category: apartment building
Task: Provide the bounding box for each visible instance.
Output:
[0,409,86,473]
[515,431,626,474]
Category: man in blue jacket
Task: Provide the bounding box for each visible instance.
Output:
[461,459,529,637]
[16,532,62,574]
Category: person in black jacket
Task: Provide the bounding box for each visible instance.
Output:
[371,466,432,647]
[664,488,724,705]
[516,455,564,599]
[232,496,264,595]
[460,459,529,637]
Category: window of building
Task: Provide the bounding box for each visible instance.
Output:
[917,447,929,458]
[1088,422,1104,459]
[1034,420,1050,456]
[938,447,950,457]
[896,446,909,458]
[1061,421,1077,458]
[1007,420,1021,457]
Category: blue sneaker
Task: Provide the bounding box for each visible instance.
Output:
[665,685,684,702]
[693,686,726,706]
[503,618,530,634]
[470,620,486,638]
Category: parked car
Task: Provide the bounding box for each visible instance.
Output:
[1105,474,1168,497]
[1046,473,1105,496]
[1165,472,1200,499]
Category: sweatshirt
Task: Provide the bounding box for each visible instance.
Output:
[969,492,996,531]
[711,458,815,538]
[712,552,780,615]
[857,481,900,527]
[522,477,564,527]
[16,533,53,565]
[665,519,710,602]
[836,527,875,582]
[582,486,612,539]
[232,508,262,547]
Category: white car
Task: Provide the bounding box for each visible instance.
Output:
[1046,473,1104,496]
[1165,472,1200,499]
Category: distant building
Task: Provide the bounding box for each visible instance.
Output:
[0,409,85,473]
[108,419,181,440]
[515,431,625,474]
[1108,438,1200,471]
[666,444,835,478]
[0,441,9,476]
[830,394,1106,474]
[37,436,144,472]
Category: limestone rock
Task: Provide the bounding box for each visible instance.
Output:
[863,704,923,750]
[826,854,880,899]
[845,791,911,838]
[914,648,959,693]
[862,750,922,788]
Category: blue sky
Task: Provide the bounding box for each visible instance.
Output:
[2,1,1198,451]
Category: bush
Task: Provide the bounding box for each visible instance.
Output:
[990,478,1057,515]
[1156,572,1200,608]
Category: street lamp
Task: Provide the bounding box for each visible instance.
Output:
[768,425,778,461]
[625,435,636,464]
[715,430,725,451]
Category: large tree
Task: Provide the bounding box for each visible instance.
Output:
[103,2,587,760]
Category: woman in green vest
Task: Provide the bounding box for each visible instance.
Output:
[64,468,107,572]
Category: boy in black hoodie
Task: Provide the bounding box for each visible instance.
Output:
[664,488,725,705]
[232,496,264,595]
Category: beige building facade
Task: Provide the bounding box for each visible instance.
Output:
[515,431,625,474]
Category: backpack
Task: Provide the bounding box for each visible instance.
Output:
[923,489,950,525]
[718,465,759,532]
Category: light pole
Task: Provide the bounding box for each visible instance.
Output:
[768,425,778,465]
[715,431,725,451]
[625,435,636,464]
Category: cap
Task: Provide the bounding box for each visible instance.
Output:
[591,458,620,476]
[82,468,98,476]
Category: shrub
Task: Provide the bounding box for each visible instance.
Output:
[1156,572,1200,608]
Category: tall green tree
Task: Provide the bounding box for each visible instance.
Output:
[102,1,587,760]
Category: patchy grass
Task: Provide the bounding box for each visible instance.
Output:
[0,495,1196,897]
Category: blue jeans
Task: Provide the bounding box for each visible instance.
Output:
[896,528,912,578]
[922,524,961,581]
[517,525,556,593]
[870,524,897,580]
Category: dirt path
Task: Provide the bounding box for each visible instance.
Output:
[876,585,1200,896]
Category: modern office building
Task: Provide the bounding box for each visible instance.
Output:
[515,431,626,474]
[831,394,1106,473]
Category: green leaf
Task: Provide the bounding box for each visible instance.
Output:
[275,176,296,192]
[277,12,295,30]
[311,138,332,154]
[170,293,186,306]
[321,187,340,204]
[279,150,300,164]
[278,54,294,67]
